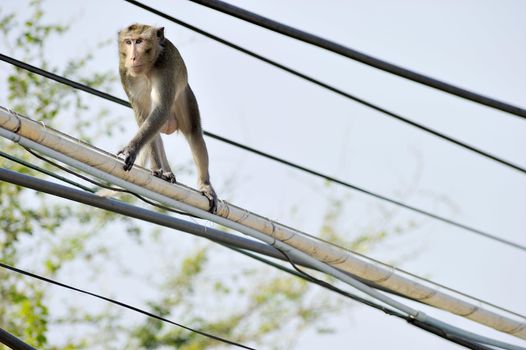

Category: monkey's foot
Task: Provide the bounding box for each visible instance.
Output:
[200,184,218,214]
[152,169,176,183]
[117,146,137,171]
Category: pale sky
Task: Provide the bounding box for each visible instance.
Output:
[0,0,525,349]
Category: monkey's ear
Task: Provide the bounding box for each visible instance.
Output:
[157,27,165,41]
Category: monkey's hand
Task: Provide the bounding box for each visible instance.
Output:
[200,183,218,214]
[117,145,138,172]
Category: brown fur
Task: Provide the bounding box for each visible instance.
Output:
[117,23,217,212]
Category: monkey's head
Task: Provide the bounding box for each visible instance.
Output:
[118,24,165,76]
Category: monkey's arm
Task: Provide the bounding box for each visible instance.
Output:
[119,76,176,171]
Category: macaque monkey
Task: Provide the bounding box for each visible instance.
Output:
[117,23,217,212]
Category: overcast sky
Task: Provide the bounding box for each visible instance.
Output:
[1,0,525,349]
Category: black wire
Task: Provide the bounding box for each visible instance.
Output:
[1,54,523,253]
[0,166,514,350]
[0,54,129,108]
[123,1,526,175]
[23,147,201,219]
[0,261,255,350]
[0,49,514,349]
[188,0,526,121]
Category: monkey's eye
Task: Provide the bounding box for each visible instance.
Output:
[125,39,132,45]
[136,39,143,44]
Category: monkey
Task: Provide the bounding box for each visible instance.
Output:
[117,23,217,212]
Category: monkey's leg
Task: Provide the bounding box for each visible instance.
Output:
[181,87,218,213]
[150,135,176,183]
[185,131,217,213]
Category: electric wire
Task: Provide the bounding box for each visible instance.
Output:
[0,164,497,349]
[3,160,524,321]
[0,54,523,253]
[187,0,526,120]
[0,261,255,350]
[122,1,526,175]
[295,226,526,319]
[4,134,524,348]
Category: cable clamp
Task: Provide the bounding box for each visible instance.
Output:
[6,107,22,134]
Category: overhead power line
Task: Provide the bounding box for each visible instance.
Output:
[0,168,494,349]
[1,115,525,343]
[0,165,422,302]
[0,261,254,349]
[10,149,524,321]
[122,1,526,175]
[0,169,508,350]
[0,56,523,252]
[6,163,523,321]
[188,0,526,120]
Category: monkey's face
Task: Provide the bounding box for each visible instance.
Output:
[119,24,164,76]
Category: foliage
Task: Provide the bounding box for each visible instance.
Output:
[0,1,130,348]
